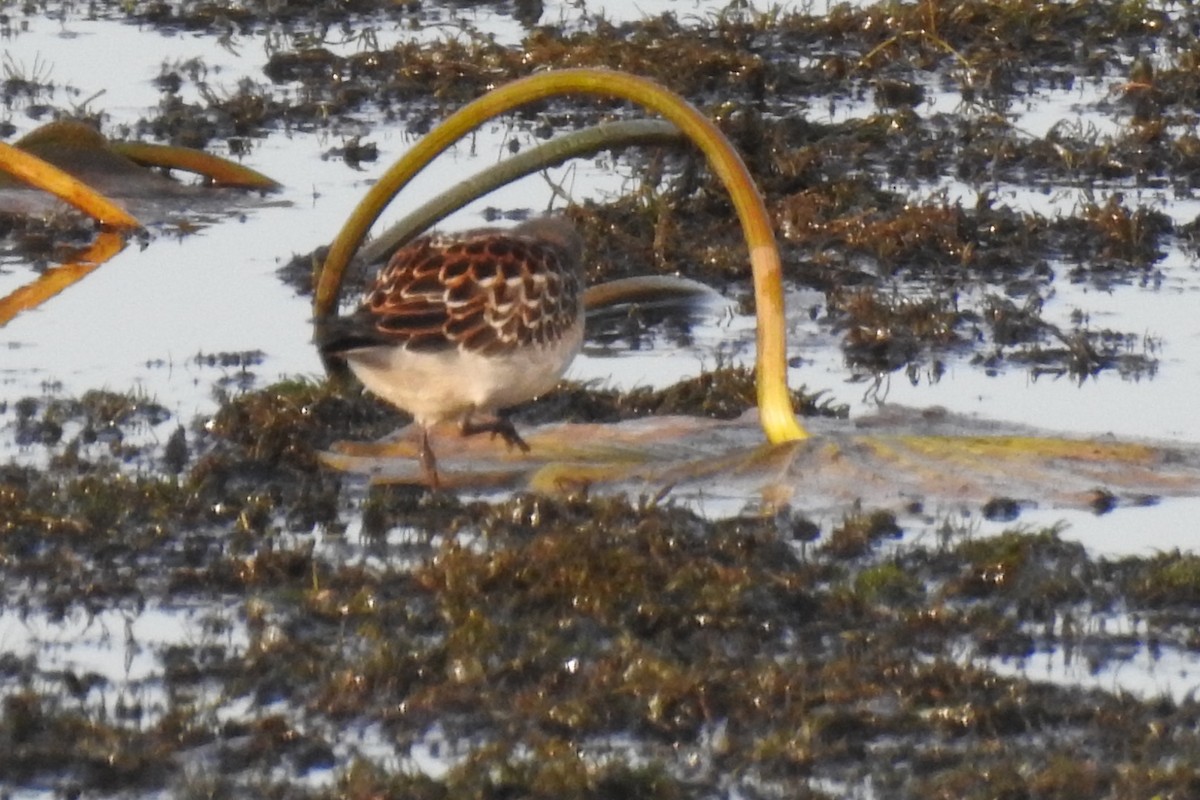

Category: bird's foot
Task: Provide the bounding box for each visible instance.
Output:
[460,415,531,453]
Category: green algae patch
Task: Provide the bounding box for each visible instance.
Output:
[946,528,1094,613]
[1125,551,1200,609]
[853,561,925,605]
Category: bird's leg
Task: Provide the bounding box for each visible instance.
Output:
[459,412,531,453]
[418,427,441,488]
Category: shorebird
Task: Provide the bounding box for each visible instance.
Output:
[318,216,585,487]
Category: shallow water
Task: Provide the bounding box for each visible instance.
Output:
[4,0,1200,795]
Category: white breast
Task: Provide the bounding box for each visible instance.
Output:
[344,319,584,427]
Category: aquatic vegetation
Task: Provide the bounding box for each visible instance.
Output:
[4,0,1200,796]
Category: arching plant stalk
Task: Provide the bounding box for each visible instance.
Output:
[110,141,281,190]
[357,118,684,267]
[0,139,141,229]
[316,67,807,444]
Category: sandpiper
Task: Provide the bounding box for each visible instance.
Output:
[318,216,585,487]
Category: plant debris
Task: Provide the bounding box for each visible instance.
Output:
[4,0,1200,796]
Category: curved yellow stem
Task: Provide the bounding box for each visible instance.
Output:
[0,139,141,230]
[316,68,806,444]
[357,118,683,266]
[109,141,281,191]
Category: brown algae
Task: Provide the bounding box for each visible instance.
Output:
[5,0,1200,795]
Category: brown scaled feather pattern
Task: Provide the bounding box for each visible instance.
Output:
[364,230,583,357]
